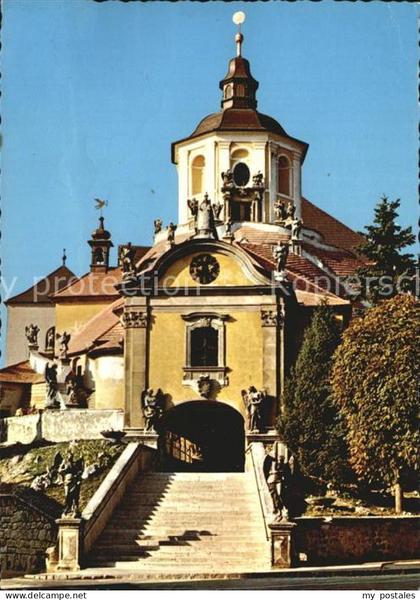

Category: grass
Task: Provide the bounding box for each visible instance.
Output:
[0,439,125,514]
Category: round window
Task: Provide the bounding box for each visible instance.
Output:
[233,162,250,187]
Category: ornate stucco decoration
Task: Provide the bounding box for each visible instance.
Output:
[260,308,284,328]
[121,309,148,329]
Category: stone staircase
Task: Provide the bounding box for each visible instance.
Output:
[86,471,270,575]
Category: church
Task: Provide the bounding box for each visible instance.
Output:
[1,20,364,473]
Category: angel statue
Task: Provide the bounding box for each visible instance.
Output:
[241,386,266,433]
[45,362,59,409]
[212,202,223,221]
[187,198,199,219]
[286,202,296,221]
[273,199,287,223]
[25,323,40,347]
[141,388,164,433]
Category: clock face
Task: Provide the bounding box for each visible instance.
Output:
[190,254,220,285]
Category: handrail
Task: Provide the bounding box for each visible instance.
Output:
[247,442,274,540]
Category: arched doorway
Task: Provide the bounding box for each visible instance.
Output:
[158,401,245,472]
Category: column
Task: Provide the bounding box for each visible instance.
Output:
[177,147,189,223]
[218,141,231,217]
[122,302,149,429]
[292,150,302,220]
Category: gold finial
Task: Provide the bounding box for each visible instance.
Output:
[232,11,246,57]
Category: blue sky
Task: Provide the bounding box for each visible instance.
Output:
[1,0,418,360]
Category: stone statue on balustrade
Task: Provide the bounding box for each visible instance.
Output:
[141,388,164,433]
[25,323,40,348]
[286,202,296,221]
[58,451,84,517]
[252,171,264,188]
[241,386,266,433]
[196,194,218,240]
[45,362,59,409]
[266,447,306,521]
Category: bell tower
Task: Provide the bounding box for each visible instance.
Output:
[171,13,308,231]
[88,216,113,272]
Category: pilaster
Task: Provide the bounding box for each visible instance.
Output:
[292,150,302,219]
[122,302,149,428]
[260,304,284,426]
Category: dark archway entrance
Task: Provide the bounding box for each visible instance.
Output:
[158,401,245,472]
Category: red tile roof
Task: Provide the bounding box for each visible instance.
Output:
[302,197,364,251]
[0,361,44,384]
[51,268,122,301]
[67,298,124,356]
[6,266,77,305]
[302,243,365,276]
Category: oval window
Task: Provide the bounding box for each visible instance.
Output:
[233,162,250,187]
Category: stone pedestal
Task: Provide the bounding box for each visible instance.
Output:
[56,517,82,571]
[269,519,297,568]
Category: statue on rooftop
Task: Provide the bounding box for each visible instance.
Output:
[141,388,164,433]
[120,242,137,278]
[154,218,163,234]
[221,169,234,188]
[291,218,303,241]
[252,171,264,188]
[57,331,71,360]
[167,222,177,245]
[273,241,289,273]
[196,194,218,239]
[286,202,296,221]
[25,323,40,347]
[273,199,287,223]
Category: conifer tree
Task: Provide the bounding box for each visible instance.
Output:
[356,196,416,303]
[277,302,352,487]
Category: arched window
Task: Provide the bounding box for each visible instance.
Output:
[224,84,233,100]
[277,156,291,196]
[93,247,105,265]
[191,327,219,367]
[192,155,205,195]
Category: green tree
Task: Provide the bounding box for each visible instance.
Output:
[332,294,420,513]
[278,302,352,487]
[355,196,416,304]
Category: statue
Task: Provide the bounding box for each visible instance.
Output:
[286,202,296,221]
[187,198,199,219]
[291,218,303,240]
[141,388,164,432]
[25,323,40,347]
[196,194,218,239]
[221,169,234,188]
[120,242,136,277]
[45,328,55,352]
[212,202,223,221]
[273,199,287,222]
[267,454,292,519]
[241,386,266,433]
[154,218,163,234]
[57,331,71,360]
[45,362,59,409]
[58,452,84,517]
[167,222,177,245]
[252,171,264,188]
[65,371,87,408]
[273,241,289,272]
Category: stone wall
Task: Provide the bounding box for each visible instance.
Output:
[295,516,420,566]
[0,494,57,578]
[0,409,124,444]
